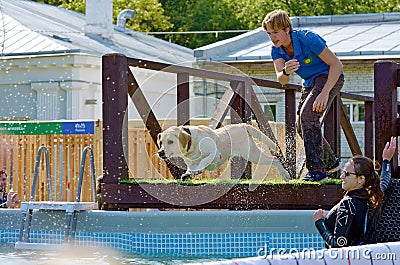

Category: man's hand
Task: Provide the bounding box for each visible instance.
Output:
[313,91,329,112]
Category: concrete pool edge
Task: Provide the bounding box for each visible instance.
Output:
[0,209,321,234]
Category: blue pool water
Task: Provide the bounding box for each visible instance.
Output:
[0,243,227,264]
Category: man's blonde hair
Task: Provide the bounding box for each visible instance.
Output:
[262,10,292,32]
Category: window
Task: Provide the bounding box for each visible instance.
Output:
[252,103,276,122]
[264,104,276,122]
[343,102,364,122]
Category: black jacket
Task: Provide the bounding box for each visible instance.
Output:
[315,189,368,248]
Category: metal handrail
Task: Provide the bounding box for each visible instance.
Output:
[75,146,97,203]
[30,146,52,201]
[30,145,97,203]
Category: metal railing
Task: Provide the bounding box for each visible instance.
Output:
[30,146,52,201]
[75,146,96,203]
[30,145,97,203]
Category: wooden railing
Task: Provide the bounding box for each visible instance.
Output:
[101,54,400,210]
[6,57,393,210]
[126,120,289,180]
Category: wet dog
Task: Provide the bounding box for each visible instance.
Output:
[157,123,288,180]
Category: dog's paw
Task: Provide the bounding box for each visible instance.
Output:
[188,169,205,176]
[180,169,204,181]
[180,172,193,181]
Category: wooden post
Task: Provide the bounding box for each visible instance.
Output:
[285,88,296,178]
[230,81,252,179]
[374,60,398,177]
[364,101,374,159]
[102,54,129,185]
[177,73,190,126]
[324,96,341,157]
[172,72,190,176]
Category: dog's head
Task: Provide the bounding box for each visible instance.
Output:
[157,126,192,160]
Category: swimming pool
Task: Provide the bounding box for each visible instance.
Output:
[0,209,325,263]
[0,242,226,264]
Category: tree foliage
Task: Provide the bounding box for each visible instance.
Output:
[113,0,172,32]
[159,0,245,48]
[34,0,400,49]
[36,0,172,32]
[37,0,85,13]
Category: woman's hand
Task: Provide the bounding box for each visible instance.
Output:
[313,209,325,222]
[382,136,397,161]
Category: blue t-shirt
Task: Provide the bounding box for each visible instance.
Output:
[271,30,330,88]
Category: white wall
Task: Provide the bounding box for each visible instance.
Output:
[128,67,196,122]
[0,54,102,120]
[0,54,192,122]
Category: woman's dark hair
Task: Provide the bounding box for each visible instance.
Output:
[350,155,384,213]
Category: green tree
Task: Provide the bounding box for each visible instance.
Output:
[35,0,172,32]
[160,0,245,48]
[34,0,400,48]
[113,0,172,32]
[223,0,288,29]
[36,0,85,13]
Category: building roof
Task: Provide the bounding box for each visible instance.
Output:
[0,0,194,64]
[194,12,400,62]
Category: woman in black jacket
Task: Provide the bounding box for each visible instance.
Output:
[313,136,396,248]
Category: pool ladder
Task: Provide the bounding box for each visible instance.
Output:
[15,146,98,251]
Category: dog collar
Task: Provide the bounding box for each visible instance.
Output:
[183,127,192,152]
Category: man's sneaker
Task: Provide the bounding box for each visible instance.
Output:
[326,158,341,174]
[302,168,328,182]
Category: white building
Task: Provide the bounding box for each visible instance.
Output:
[0,0,194,121]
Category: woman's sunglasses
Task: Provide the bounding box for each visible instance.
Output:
[341,170,362,177]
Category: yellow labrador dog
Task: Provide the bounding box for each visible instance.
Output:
[157,123,289,180]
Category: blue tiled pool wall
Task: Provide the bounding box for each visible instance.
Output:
[0,229,325,258]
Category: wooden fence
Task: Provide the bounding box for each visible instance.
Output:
[0,115,373,208]
[0,119,302,206]
[0,121,102,203]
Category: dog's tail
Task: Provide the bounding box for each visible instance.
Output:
[245,124,278,152]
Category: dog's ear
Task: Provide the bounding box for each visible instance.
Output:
[179,127,191,152]
[157,133,161,148]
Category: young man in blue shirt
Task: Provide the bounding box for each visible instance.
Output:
[262,10,344,181]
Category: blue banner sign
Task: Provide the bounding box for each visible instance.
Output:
[61,121,94,134]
